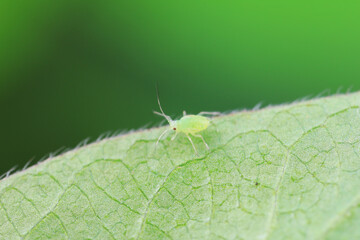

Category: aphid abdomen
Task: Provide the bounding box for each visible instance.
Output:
[177,115,210,134]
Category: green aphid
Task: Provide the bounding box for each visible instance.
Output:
[154,89,220,155]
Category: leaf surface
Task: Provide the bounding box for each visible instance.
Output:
[1,93,360,239]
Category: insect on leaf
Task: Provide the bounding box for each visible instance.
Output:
[1,92,360,239]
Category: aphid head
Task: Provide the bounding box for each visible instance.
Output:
[169,120,177,131]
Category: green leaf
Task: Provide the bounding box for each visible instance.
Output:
[1,93,360,239]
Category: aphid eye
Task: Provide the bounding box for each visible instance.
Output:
[173,127,176,130]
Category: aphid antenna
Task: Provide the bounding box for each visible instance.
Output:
[155,84,173,124]
[154,84,176,151]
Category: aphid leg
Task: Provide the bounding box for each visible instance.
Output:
[183,110,187,116]
[155,128,171,150]
[186,134,198,155]
[198,111,222,116]
[192,134,210,150]
[171,132,178,141]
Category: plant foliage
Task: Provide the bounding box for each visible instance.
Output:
[1,93,360,239]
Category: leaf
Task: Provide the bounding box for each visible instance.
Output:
[1,93,360,240]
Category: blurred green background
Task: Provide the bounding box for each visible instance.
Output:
[1,0,360,175]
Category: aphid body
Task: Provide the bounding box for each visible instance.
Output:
[154,89,218,154]
[173,115,210,134]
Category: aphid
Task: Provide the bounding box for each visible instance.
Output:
[154,88,220,155]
